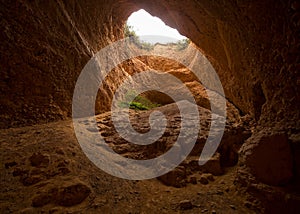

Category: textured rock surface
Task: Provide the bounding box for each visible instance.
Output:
[1,0,299,128]
[240,130,293,186]
[0,119,260,214]
[0,0,299,212]
[158,167,187,188]
[91,102,250,187]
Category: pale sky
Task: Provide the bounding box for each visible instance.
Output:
[127,9,186,44]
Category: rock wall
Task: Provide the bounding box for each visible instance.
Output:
[131,0,299,127]
[0,0,299,203]
[0,0,127,128]
[1,0,298,128]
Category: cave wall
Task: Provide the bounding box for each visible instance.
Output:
[129,0,299,127]
[0,0,299,129]
[0,0,129,128]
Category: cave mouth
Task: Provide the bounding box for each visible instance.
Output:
[110,9,199,112]
[126,9,187,44]
[1,1,299,213]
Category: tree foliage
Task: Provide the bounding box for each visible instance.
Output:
[124,24,154,51]
[175,38,190,50]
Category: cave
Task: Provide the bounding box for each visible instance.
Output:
[0,0,299,213]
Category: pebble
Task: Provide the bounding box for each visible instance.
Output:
[201,173,214,181]
[229,204,236,210]
[189,176,197,184]
[199,177,209,185]
[211,210,217,214]
[179,200,193,210]
[244,201,252,208]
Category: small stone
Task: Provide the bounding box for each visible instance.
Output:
[216,190,224,195]
[32,193,52,207]
[244,201,252,208]
[58,167,71,175]
[202,153,223,175]
[189,176,197,184]
[55,148,65,155]
[199,176,209,185]
[202,173,214,181]
[5,161,17,169]
[87,127,99,132]
[211,210,217,214]
[229,205,236,210]
[158,167,186,187]
[21,175,43,186]
[55,183,91,206]
[201,208,208,213]
[13,168,26,177]
[29,153,50,168]
[179,200,193,210]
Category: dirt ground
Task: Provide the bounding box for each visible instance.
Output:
[0,105,261,213]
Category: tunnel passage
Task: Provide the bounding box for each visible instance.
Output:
[0,0,298,129]
[0,0,299,212]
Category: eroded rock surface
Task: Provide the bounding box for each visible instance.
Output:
[0,118,259,214]
[240,130,293,186]
[0,0,299,213]
[1,0,298,128]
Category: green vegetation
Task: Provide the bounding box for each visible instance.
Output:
[124,24,190,51]
[119,90,161,110]
[124,24,154,51]
[175,38,190,51]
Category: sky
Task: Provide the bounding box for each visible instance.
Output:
[127,9,186,44]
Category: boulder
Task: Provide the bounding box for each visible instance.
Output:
[56,183,91,206]
[201,153,224,176]
[158,166,187,188]
[240,130,293,186]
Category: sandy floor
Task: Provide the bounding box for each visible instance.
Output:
[0,106,260,213]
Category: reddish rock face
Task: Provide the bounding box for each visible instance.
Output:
[0,0,298,129]
[0,0,299,210]
[240,130,293,186]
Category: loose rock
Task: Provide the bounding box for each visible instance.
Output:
[56,183,91,206]
[240,131,293,185]
[29,153,50,168]
[158,167,186,188]
[179,200,193,210]
[189,176,197,184]
[199,176,209,185]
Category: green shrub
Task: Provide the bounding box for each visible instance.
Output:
[129,102,149,110]
[118,90,160,110]
[176,38,190,51]
[124,24,154,51]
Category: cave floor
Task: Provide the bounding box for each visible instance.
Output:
[0,108,260,214]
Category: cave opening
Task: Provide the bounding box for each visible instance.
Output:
[1,1,299,213]
[114,9,202,110]
[126,9,187,44]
